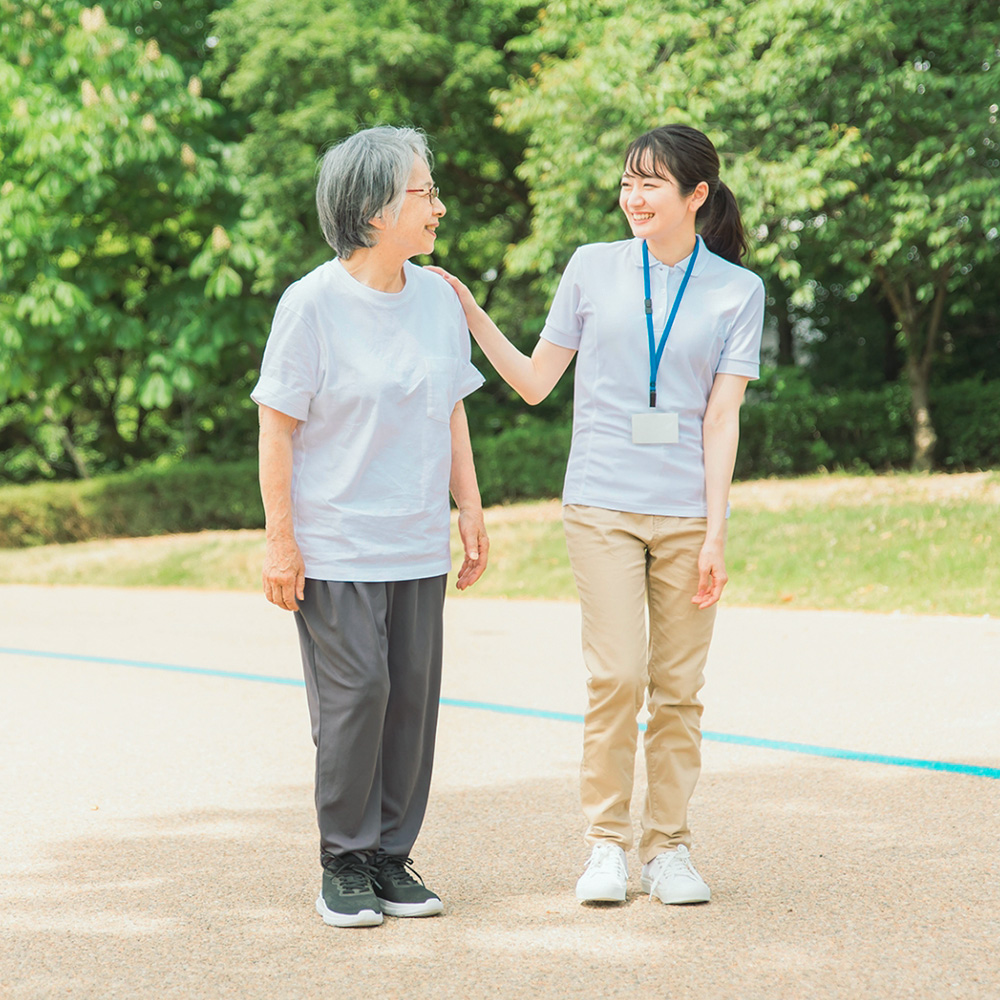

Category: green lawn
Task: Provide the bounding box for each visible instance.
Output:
[725,501,998,615]
[0,473,997,617]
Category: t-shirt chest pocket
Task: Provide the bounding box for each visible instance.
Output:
[423,357,456,423]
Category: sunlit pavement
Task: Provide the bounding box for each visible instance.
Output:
[2,585,998,1000]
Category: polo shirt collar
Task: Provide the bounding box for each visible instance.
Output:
[631,235,709,275]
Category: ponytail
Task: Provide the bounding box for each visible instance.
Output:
[624,125,748,266]
[698,182,747,265]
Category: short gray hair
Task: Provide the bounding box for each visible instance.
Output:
[316,126,431,258]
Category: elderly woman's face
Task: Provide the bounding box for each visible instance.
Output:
[383,155,446,259]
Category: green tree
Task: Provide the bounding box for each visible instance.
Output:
[497,0,1000,470]
[211,0,537,293]
[0,1,265,480]
[208,0,570,431]
[728,0,1000,470]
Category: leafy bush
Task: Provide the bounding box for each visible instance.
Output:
[737,369,913,477]
[471,417,572,508]
[0,419,574,548]
[932,377,1000,469]
[738,368,1000,477]
[2,372,998,549]
[0,460,262,548]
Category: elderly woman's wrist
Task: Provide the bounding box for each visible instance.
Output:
[265,524,297,544]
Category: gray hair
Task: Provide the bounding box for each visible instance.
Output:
[316,126,431,258]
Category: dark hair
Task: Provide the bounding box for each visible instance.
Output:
[623,124,748,265]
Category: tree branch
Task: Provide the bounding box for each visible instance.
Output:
[920,271,950,380]
[874,265,906,327]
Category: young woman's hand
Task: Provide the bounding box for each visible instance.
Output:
[424,265,479,317]
[692,537,728,609]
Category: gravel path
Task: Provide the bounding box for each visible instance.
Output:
[1,585,998,999]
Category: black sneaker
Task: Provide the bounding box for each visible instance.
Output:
[316,854,383,927]
[373,852,443,917]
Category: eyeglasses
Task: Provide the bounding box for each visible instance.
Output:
[405,185,441,203]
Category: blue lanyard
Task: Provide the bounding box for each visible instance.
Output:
[642,238,699,407]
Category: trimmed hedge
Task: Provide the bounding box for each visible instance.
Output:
[0,433,572,546]
[0,459,263,548]
[473,419,571,507]
[2,375,998,548]
[931,377,1000,470]
[736,376,913,477]
[737,371,1000,477]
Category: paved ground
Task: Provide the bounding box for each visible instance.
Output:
[1,584,998,999]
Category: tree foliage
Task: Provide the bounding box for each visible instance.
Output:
[1,0,998,485]
[208,0,571,431]
[0,0,266,480]
[496,0,1000,468]
[210,0,537,294]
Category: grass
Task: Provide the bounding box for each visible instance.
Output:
[725,501,998,615]
[0,530,269,591]
[0,472,997,617]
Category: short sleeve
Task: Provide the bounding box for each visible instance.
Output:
[716,275,765,380]
[250,297,322,421]
[450,295,485,402]
[539,251,585,350]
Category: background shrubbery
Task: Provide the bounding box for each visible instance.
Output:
[736,368,913,477]
[737,370,1000,477]
[0,460,262,548]
[3,0,999,490]
[3,370,998,548]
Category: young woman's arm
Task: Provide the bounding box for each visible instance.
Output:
[693,373,751,610]
[258,404,306,611]
[426,267,575,405]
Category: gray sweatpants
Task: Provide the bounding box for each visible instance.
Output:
[294,576,446,863]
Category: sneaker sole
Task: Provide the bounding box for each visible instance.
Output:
[575,880,627,904]
[376,897,443,918]
[315,894,383,927]
[639,876,711,905]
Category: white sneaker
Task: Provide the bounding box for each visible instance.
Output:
[575,842,628,903]
[640,845,711,904]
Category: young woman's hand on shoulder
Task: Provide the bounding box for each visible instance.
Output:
[425,265,575,406]
[424,265,479,318]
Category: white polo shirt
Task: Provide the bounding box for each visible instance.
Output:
[541,236,764,516]
[251,259,484,582]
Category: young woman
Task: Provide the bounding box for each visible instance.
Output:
[254,126,488,928]
[430,124,764,906]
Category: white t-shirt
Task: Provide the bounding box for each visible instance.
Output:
[251,259,484,582]
[541,236,764,516]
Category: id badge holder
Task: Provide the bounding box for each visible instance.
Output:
[631,412,679,445]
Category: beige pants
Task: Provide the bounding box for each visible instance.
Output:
[563,504,718,863]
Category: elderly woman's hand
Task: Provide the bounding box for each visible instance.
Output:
[455,506,489,590]
[263,535,306,611]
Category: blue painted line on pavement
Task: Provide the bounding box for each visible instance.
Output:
[4,646,999,780]
[438,696,584,725]
[0,646,304,687]
[438,696,1000,779]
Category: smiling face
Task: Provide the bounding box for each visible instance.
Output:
[378,154,446,259]
[618,153,707,252]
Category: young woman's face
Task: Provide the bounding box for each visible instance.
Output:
[618,156,702,245]
[382,155,446,258]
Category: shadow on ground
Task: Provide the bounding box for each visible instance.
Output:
[3,758,999,1000]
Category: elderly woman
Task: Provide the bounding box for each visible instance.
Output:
[251,126,488,929]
